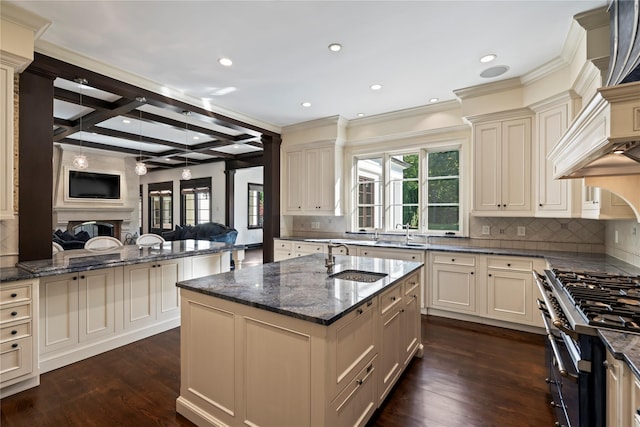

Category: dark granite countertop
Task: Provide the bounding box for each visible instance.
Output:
[0,240,243,282]
[177,253,423,326]
[599,329,640,380]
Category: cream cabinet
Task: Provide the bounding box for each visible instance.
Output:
[582,185,636,220]
[401,272,421,368]
[40,269,117,356]
[294,241,327,257]
[606,351,632,427]
[283,143,343,216]
[0,279,37,392]
[0,64,15,220]
[472,115,532,216]
[378,281,403,403]
[430,253,477,314]
[123,258,182,329]
[186,253,231,279]
[533,99,582,217]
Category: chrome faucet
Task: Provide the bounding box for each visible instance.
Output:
[396,223,413,244]
[325,243,350,274]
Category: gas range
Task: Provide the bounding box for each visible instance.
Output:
[549,269,640,334]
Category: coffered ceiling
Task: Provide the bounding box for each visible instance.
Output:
[12,0,608,170]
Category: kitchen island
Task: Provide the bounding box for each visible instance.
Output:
[176,253,423,427]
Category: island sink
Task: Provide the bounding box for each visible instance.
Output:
[330,269,388,282]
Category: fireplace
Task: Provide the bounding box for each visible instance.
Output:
[68,220,122,239]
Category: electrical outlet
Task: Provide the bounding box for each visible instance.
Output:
[560,223,568,230]
[499,229,505,234]
[482,225,490,235]
[517,226,526,236]
[311,222,320,229]
[615,230,619,244]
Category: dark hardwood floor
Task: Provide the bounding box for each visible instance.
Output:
[1,314,554,427]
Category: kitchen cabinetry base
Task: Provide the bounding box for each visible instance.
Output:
[425,309,545,335]
[176,396,229,427]
[0,375,39,399]
[39,317,180,373]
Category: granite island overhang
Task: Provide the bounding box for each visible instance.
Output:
[175,253,424,427]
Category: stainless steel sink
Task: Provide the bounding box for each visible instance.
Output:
[330,270,388,282]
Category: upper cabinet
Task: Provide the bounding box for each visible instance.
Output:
[532,94,583,218]
[283,142,343,216]
[0,64,14,220]
[471,111,533,216]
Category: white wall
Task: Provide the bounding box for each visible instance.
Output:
[139,162,226,233]
[606,220,640,267]
[234,167,263,246]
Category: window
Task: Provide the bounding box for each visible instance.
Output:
[248,183,264,229]
[148,181,173,234]
[353,146,461,234]
[180,177,211,226]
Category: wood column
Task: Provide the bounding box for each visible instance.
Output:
[18,68,55,261]
[262,134,281,263]
[225,168,235,228]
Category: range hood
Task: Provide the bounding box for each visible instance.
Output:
[548,80,640,179]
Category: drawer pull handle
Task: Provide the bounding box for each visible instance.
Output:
[80,275,85,279]
[391,296,396,301]
[451,259,455,262]
[366,300,373,307]
[11,311,17,316]
[11,343,18,349]
[11,330,17,335]
[507,263,511,267]
[357,308,363,315]
[10,293,17,298]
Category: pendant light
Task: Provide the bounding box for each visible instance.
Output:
[134,97,147,176]
[181,111,192,180]
[72,78,89,169]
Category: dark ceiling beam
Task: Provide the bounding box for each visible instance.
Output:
[53,87,113,111]
[31,53,279,137]
[58,139,157,157]
[246,140,264,149]
[226,156,264,170]
[53,117,74,128]
[90,126,187,150]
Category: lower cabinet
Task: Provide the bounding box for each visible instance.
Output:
[378,282,404,403]
[428,252,546,330]
[606,350,632,427]
[0,279,38,395]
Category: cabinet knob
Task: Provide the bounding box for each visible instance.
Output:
[357,308,363,315]
[10,293,17,298]
[73,276,78,280]
[11,343,18,349]
[400,309,405,313]
[80,275,85,279]
[11,330,17,335]
[507,263,511,267]
[391,296,396,301]
[366,300,373,307]
[470,272,474,275]
[539,203,543,207]
[11,311,17,316]
[488,274,492,277]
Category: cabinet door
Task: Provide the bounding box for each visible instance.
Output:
[486,269,532,324]
[0,64,15,220]
[123,263,156,329]
[606,351,628,427]
[190,254,222,280]
[474,122,502,212]
[431,264,476,313]
[537,105,569,213]
[501,118,531,212]
[78,269,116,342]
[378,284,403,403]
[402,274,420,367]
[285,150,304,212]
[156,259,182,321]
[40,274,79,354]
[305,148,322,210]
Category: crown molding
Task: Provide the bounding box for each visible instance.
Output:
[347,100,460,128]
[0,2,51,40]
[521,56,568,86]
[574,5,609,31]
[453,77,522,100]
[34,40,281,134]
[464,107,533,124]
[528,90,580,112]
[346,124,469,148]
[281,115,346,133]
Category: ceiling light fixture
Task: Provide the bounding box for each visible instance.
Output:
[480,54,497,63]
[613,149,625,154]
[328,43,342,52]
[181,111,192,180]
[370,84,383,91]
[301,102,311,108]
[122,119,131,124]
[134,97,147,176]
[357,113,365,117]
[429,98,439,103]
[72,77,89,170]
[218,57,233,67]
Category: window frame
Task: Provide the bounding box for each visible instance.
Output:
[247,183,264,229]
[148,181,173,234]
[180,177,212,226]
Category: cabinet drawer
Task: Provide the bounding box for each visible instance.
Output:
[403,273,420,296]
[433,253,475,266]
[486,257,533,271]
[0,285,31,306]
[379,284,402,316]
[0,321,31,343]
[330,355,377,427]
[0,336,33,383]
[294,242,325,254]
[0,304,31,325]
[274,240,293,251]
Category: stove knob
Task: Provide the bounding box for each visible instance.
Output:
[545,378,557,385]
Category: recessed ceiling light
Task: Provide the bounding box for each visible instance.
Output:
[193,136,200,140]
[357,113,365,117]
[122,119,131,124]
[480,65,509,78]
[613,149,625,154]
[370,84,382,91]
[328,43,342,52]
[301,102,311,108]
[218,57,233,67]
[429,98,439,103]
[480,54,497,63]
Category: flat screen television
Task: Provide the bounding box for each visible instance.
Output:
[69,171,121,199]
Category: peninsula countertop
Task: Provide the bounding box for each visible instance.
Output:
[1,240,244,282]
[177,253,423,326]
